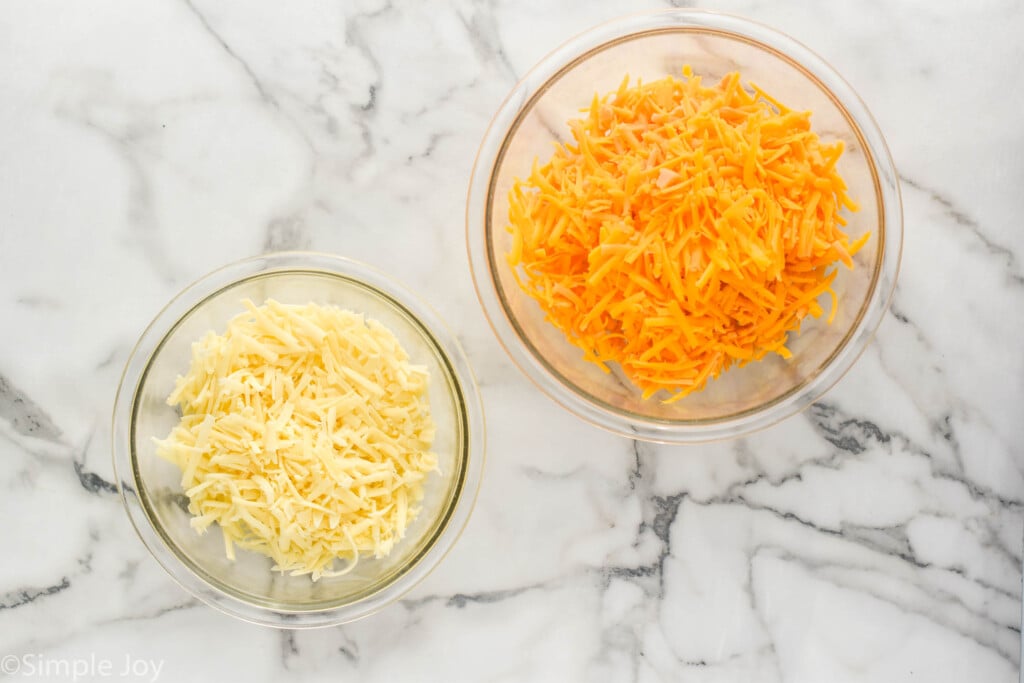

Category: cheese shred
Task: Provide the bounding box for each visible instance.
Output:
[507,68,867,400]
[155,299,437,580]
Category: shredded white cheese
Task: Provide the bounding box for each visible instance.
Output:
[155,299,437,580]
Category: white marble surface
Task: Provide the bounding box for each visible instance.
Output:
[1,0,1022,681]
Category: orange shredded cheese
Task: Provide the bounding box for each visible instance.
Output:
[507,68,867,400]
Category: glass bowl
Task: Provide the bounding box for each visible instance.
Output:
[466,10,902,443]
[112,253,485,627]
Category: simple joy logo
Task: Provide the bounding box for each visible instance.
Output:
[1,653,164,681]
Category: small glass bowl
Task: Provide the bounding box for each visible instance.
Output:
[112,253,485,627]
[466,10,902,443]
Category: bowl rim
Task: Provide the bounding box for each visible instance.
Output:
[466,8,903,444]
[111,251,486,628]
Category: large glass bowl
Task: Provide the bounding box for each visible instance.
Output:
[112,253,485,627]
[466,10,902,443]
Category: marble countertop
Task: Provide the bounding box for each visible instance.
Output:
[2,0,1022,681]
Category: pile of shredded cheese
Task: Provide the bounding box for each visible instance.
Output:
[507,68,868,400]
[155,299,437,580]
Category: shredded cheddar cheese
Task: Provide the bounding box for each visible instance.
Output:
[507,68,868,400]
[155,299,437,580]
